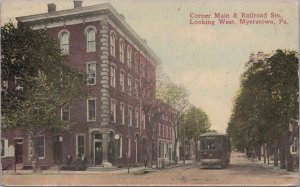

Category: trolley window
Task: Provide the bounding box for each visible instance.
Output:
[201,137,221,150]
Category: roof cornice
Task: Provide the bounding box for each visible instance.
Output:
[16,3,160,66]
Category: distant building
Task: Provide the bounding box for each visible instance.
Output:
[1,1,173,169]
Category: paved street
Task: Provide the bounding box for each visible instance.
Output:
[2,152,299,186]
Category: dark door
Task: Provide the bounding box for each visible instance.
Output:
[15,139,23,164]
[53,137,62,164]
[94,142,102,165]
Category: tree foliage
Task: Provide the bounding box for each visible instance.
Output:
[181,106,211,140]
[1,23,86,171]
[227,50,298,150]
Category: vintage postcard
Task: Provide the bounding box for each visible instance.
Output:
[1,0,299,186]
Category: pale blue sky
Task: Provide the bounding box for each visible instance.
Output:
[2,0,299,133]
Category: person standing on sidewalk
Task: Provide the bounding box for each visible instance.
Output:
[144,156,148,169]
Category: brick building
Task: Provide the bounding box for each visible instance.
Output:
[1,1,174,169]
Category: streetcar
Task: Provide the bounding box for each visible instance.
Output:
[197,132,231,168]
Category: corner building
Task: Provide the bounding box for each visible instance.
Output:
[2,1,160,169]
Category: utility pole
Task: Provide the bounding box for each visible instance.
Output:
[183,125,186,164]
[127,120,130,174]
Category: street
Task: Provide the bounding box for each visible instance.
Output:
[2,152,298,186]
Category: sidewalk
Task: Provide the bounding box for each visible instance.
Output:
[249,156,299,176]
[2,160,196,175]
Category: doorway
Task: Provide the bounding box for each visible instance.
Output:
[15,139,23,164]
[94,142,102,165]
[53,137,62,164]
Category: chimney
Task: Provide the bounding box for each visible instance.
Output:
[48,3,56,12]
[73,0,83,8]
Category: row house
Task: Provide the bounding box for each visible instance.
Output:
[1,1,166,169]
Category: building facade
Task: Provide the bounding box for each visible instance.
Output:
[1,1,173,169]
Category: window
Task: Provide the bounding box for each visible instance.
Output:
[127,138,131,158]
[166,126,168,138]
[1,139,4,157]
[128,106,133,126]
[110,31,116,57]
[128,76,132,95]
[117,137,122,158]
[87,63,96,85]
[158,124,161,137]
[37,136,45,158]
[120,71,125,92]
[1,139,8,157]
[162,125,165,138]
[87,99,96,121]
[15,77,24,91]
[120,104,125,124]
[127,46,132,69]
[291,138,298,154]
[141,112,146,129]
[110,100,116,123]
[135,110,139,127]
[135,80,139,97]
[134,53,139,73]
[119,39,125,63]
[110,66,116,88]
[61,105,70,121]
[86,28,96,52]
[77,135,85,157]
[59,31,69,55]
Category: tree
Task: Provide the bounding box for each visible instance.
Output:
[227,50,298,170]
[1,23,86,172]
[181,106,211,161]
[181,106,211,140]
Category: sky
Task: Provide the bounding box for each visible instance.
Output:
[1,0,299,133]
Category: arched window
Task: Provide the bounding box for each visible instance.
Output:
[86,27,96,52]
[110,65,116,88]
[119,39,125,63]
[59,31,69,55]
[127,46,132,68]
[110,31,116,57]
[134,53,139,73]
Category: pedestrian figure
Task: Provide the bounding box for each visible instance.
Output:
[81,155,88,170]
[95,147,102,165]
[74,154,79,171]
[66,153,72,170]
[143,156,148,169]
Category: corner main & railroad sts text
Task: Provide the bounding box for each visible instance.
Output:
[189,12,281,19]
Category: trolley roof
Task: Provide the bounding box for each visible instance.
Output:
[200,132,227,137]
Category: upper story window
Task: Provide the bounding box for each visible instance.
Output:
[158,124,161,137]
[110,100,116,123]
[119,39,125,63]
[87,62,96,85]
[59,31,70,55]
[127,46,132,69]
[135,79,139,97]
[110,66,116,88]
[135,109,139,127]
[128,106,133,126]
[87,99,96,121]
[61,105,70,121]
[128,76,132,96]
[141,112,146,129]
[15,77,24,91]
[120,71,125,92]
[110,31,116,57]
[120,104,125,125]
[86,26,96,52]
[134,53,139,73]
